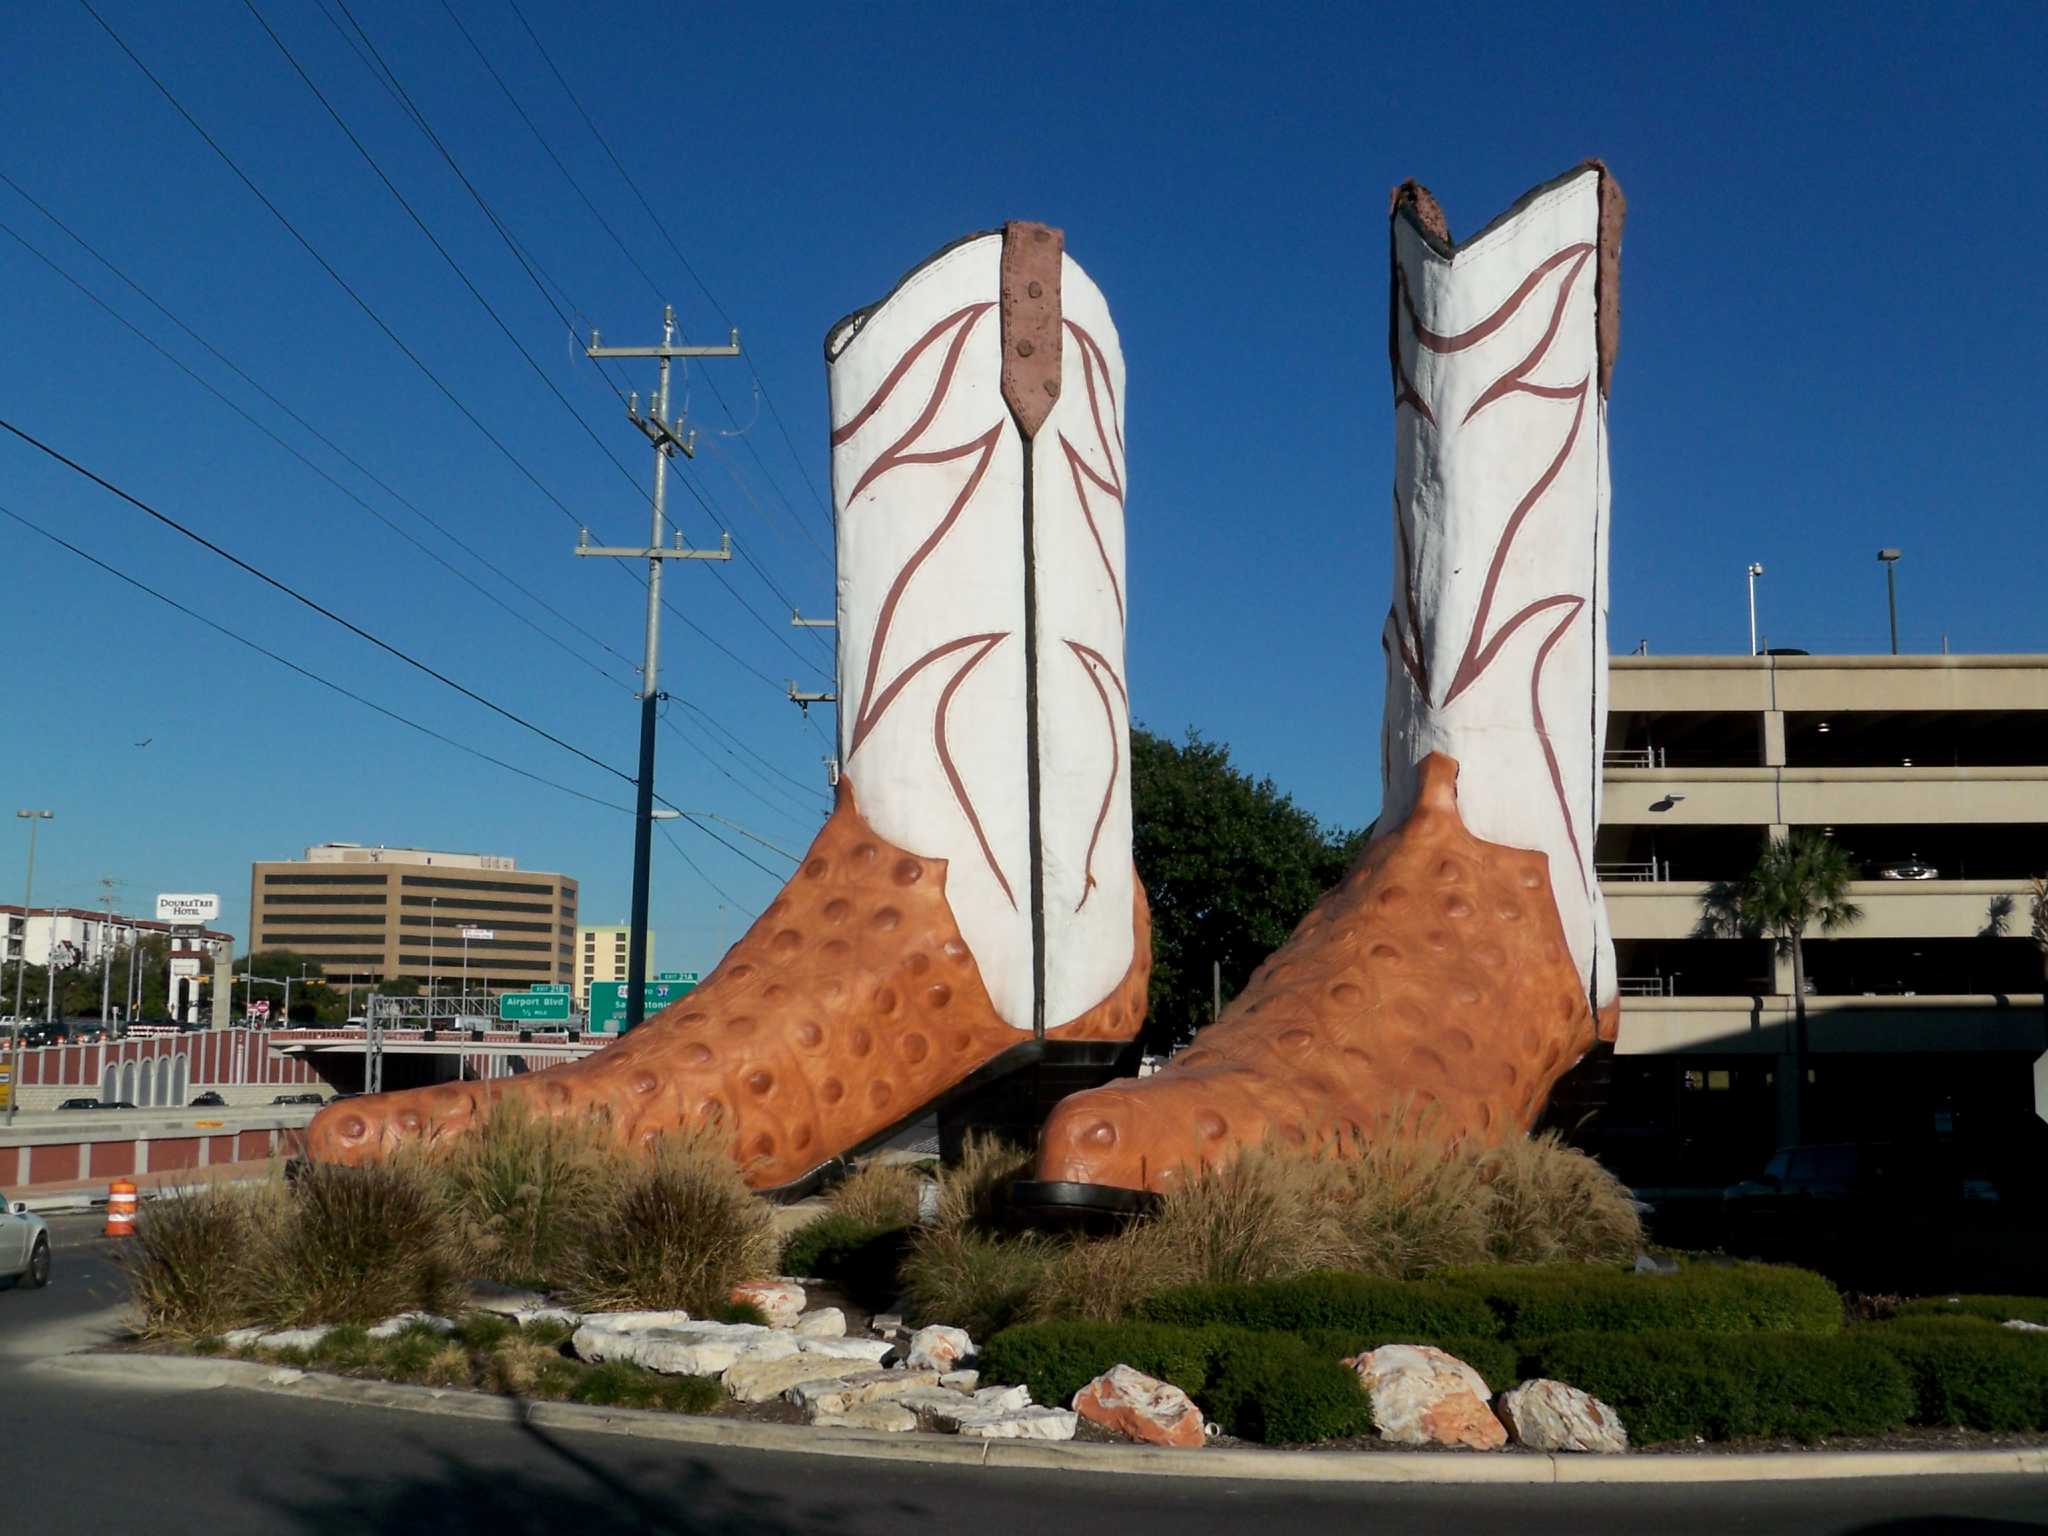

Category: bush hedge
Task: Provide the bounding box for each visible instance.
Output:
[779,1212,912,1310]
[1523,1331,1913,1444]
[1137,1271,1500,1339]
[1445,1262,1843,1338]
[1859,1317,2048,1431]
[979,1320,1373,1444]
[1895,1295,2048,1328]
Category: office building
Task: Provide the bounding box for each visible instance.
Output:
[1569,652,2048,1181]
[573,923,651,1011]
[247,844,578,994]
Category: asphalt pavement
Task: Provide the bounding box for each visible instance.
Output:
[3,1220,2044,1535]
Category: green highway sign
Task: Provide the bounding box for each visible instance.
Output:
[528,984,571,995]
[589,976,698,1033]
[655,971,701,983]
[498,991,571,1024]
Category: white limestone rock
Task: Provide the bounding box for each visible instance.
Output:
[787,1369,940,1415]
[2003,1319,2048,1333]
[940,1369,980,1392]
[577,1309,693,1333]
[722,1354,853,1404]
[953,1406,1078,1441]
[812,1401,918,1433]
[1495,1379,1628,1454]
[465,1280,549,1316]
[222,1327,266,1349]
[367,1312,457,1340]
[793,1335,896,1364]
[868,1313,906,1339]
[256,1326,334,1352]
[573,1320,796,1376]
[972,1383,1031,1413]
[1071,1365,1205,1448]
[905,1324,974,1372]
[794,1307,847,1338]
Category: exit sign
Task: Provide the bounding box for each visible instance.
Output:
[589,976,698,1033]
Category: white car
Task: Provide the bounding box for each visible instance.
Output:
[1,1192,51,1288]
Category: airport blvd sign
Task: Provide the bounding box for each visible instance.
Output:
[497,991,571,1024]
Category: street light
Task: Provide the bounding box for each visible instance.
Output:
[9,811,54,1126]
[427,896,438,1020]
[1878,548,1902,655]
[1746,563,1765,656]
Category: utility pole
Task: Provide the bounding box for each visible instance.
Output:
[97,876,119,1030]
[581,306,742,1031]
[1878,548,1902,655]
[9,810,53,1127]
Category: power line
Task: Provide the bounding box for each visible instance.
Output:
[654,820,743,911]
[0,168,638,677]
[0,500,631,814]
[76,0,611,543]
[657,706,825,828]
[672,694,832,804]
[298,0,833,683]
[0,414,635,788]
[0,212,635,694]
[499,0,839,557]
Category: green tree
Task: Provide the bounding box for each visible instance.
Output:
[1698,830,1864,1144]
[1130,726,1364,1050]
[2031,876,2047,1047]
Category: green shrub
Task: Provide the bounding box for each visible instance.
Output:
[1198,1331,1374,1444]
[901,1227,1057,1339]
[1139,1270,1499,1339]
[713,1300,769,1326]
[568,1361,719,1413]
[1294,1330,1517,1395]
[1447,1261,1841,1337]
[1524,1331,1913,1444]
[307,1324,374,1371]
[1858,1317,2048,1431]
[780,1212,912,1309]
[563,1124,776,1314]
[454,1312,519,1352]
[933,1135,1035,1231]
[979,1320,1236,1406]
[1895,1295,2048,1327]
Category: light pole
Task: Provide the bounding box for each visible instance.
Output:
[1746,562,1765,656]
[10,810,53,1126]
[1878,548,1901,655]
[427,897,438,1020]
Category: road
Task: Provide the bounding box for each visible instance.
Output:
[4,1218,2043,1535]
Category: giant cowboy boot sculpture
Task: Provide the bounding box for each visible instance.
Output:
[308,223,1148,1191]
[1028,163,1624,1206]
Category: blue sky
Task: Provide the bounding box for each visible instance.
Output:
[4,1,2044,964]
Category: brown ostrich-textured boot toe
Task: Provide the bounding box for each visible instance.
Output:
[1036,754,1603,1195]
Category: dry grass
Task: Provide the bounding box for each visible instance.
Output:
[901,1225,1058,1339]
[121,1180,283,1341]
[434,1101,617,1287]
[244,1156,465,1326]
[932,1135,1034,1232]
[563,1120,777,1314]
[1477,1131,1643,1266]
[485,1335,569,1396]
[420,1341,474,1388]
[828,1161,924,1229]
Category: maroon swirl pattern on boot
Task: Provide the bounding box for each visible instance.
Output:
[305,780,1149,1189]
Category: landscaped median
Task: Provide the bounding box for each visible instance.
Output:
[110,1109,2048,1460]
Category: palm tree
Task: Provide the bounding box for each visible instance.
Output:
[2030,876,2047,1048]
[1698,830,1864,1145]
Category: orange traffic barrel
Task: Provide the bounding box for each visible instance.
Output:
[104,1178,138,1238]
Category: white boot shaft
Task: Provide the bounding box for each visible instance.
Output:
[1381,163,1623,1011]
[826,225,1133,1034]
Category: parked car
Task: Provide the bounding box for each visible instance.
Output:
[272,1092,325,1106]
[189,1092,227,1108]
[102,1101,138,1111]
[55,1098,101,1111]
[1,1192,51,1288]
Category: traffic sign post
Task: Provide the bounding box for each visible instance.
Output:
[497,992,572,1025]
[589,976,698,1033]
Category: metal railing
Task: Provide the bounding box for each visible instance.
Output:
[1595,859,1670,882]
[1603,746,1668,769]
[1617,975,1674,997]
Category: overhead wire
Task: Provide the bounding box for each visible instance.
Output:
[312,0,833,682]
[0,500,632,814]
[0,213,636,694]
[0,168,639,678]
[0,414,635,788]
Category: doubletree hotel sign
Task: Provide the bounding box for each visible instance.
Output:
[155,893,221,925]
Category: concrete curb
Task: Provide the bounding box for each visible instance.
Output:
[39,1353,2048,1484]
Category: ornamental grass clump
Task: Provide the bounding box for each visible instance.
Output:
[563,1120,777,1314]
[246,1156,464,1327]
[1477,1131,1643,1266]
[433,1101,617,1287]
[121,1179,279,1340]
[829,1160,925,1229]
